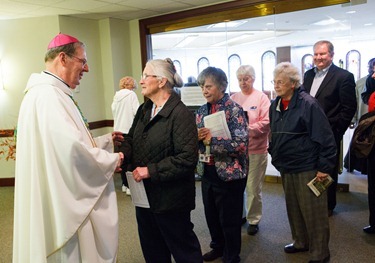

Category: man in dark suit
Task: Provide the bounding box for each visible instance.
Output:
[303,40,357,216]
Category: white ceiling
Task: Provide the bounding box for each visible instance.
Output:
[152,0,375,50]
[1,0,374,50]
[0,0,235,21]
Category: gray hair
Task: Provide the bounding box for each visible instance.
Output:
[146,58,184,90]
[197,67,228,93]
[44,42,85,62]
[273,62,301,86]
[236,65,255,79]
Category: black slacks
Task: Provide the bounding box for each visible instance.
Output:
[367,147,375,226]
[202,165,247,263]
[136,207,202,263]
[327,135,341,211]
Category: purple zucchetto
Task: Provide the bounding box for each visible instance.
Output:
[47,33,79,49]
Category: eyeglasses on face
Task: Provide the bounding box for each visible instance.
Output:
[200,85,213,91]
[141,74,162,80]
[271,80,287,86]
[69,55,87,67]
[237,76,252,82]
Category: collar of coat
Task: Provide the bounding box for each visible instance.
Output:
[142,91,181,119]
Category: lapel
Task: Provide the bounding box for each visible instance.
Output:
[315,64,337,98]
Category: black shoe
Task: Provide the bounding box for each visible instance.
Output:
[284,243,309,254]
[363,225,375,234]
[328,209,333,217]
[202,249,223,261]
[247,224,259,235]
[308,254,330,263]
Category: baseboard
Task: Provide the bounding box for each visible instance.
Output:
[0,175,351,190]
[337,183,349,192]
[265,175,282,183]
[0,178,15,186]
[264,174,350,193]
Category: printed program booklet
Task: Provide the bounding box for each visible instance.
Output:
[307,175,334,197]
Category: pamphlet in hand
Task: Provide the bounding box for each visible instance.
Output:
[203,111,232,139]
[307,175,334,197]
[126,172,150,208]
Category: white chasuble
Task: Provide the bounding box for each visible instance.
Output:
[13,72,119,263]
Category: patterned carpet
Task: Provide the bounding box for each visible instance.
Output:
[1,172,375,262]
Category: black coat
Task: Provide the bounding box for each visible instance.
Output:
[350,110,375,160]
[303,64,357,139]
[361,74,375,104]
[123,91,198,213]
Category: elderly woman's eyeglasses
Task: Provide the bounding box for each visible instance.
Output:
[271,80,287,86]
[141,74,162,80]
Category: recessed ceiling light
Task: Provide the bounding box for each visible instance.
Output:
[346,11,356,14]
[312,18,338,26]
[207,21,248,29]
[174,35,199,48]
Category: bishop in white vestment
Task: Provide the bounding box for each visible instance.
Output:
[13,33,122,263]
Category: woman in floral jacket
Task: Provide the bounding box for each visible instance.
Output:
[196,66,249,263]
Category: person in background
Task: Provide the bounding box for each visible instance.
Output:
[362,71,375,234]
[353,58,375,125]
[230,65,270,236]
[112,76,140,195]
[362,60,375,105]
[13,33,124,262]
[269,62,336,263]
[196,67,249,263]
[122,58,202,263]
[303,40,356,216]
[344,58,375,174]
[184,76,198,87]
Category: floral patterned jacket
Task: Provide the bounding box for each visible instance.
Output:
[196,94,249,181]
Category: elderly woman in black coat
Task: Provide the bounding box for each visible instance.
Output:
[122,58,202,263]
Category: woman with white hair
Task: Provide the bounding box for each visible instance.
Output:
[122,58,202,263]
[230,65,270,236]
[268,62,336,263]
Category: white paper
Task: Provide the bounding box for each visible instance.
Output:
[126,172,150,208]
[204,111,232,139]
[180,86,206,106]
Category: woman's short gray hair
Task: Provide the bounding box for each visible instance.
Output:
[146,58,184,90]
[236,65,255,79]
[273,62,301,86]
[197,67,228,94]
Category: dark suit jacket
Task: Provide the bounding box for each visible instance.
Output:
[303,64,357,139]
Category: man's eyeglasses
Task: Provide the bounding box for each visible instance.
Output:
[141,74,162,80]
[69,55,87,67]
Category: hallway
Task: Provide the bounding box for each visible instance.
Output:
[1,169,374,262]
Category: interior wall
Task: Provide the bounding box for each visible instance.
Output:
[0,16,59,178]
[128,19,145,104]
[0,15,142,179]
